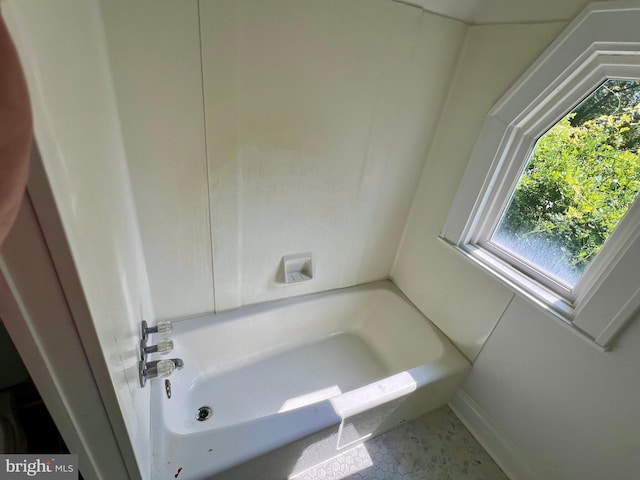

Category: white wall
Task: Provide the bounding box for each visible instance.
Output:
[394,18,640,480]
[99,0,466,315]
[99,0,214,319]
[3,1,153,478]
[3,1,464,476]
[461,297,640,480]
[201,0,466,310]
[392,22,566,360]
[0,196,131,480]
[11,2,635,478]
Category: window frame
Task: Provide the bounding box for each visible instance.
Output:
[441,2,640,349]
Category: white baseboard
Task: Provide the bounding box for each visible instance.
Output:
[449,389,540,480]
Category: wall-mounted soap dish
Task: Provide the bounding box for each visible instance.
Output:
[281,252,313,284]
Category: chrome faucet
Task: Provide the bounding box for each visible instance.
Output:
[167,358,184,369]
[138,320,184,387]
[139,358,184,387]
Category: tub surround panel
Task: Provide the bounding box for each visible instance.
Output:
[201,0,465,310]
[333,2,422,288]
[199,0,242,310]
[354,13,466,283]
[100,0,215,319]
[65,0,467,318]
[391,22,566,360]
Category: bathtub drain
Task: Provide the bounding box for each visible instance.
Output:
[196,406,213,421]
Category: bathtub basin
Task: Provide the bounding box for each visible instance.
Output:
[150,281,470,479]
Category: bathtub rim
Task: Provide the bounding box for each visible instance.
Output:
[152,279,471,435]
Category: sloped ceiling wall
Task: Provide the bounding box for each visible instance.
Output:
[391,22,566,360]
[393,7,640,479]
[404,0,607,24]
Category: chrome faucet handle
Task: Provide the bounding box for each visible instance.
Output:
[141,320,173,341]
[138,320,182,387]
[141,338,174,359]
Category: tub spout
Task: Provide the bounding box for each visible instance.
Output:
[171,358,184,370]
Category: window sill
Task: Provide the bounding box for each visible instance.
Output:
[438,236,608,353]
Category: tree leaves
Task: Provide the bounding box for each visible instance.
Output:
[495,80,640,283]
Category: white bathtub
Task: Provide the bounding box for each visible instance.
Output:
[150,281,470,480]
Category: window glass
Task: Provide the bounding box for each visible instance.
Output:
[491,79,640,287]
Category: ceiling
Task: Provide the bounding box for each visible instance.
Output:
[401,0,611,24]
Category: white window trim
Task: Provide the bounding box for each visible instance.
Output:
[441,1,640,349]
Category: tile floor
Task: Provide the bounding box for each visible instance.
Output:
[293,406,508,480]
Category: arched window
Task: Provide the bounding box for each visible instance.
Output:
[442,2,640,349]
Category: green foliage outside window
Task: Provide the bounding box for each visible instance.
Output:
[494,80,640,285]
